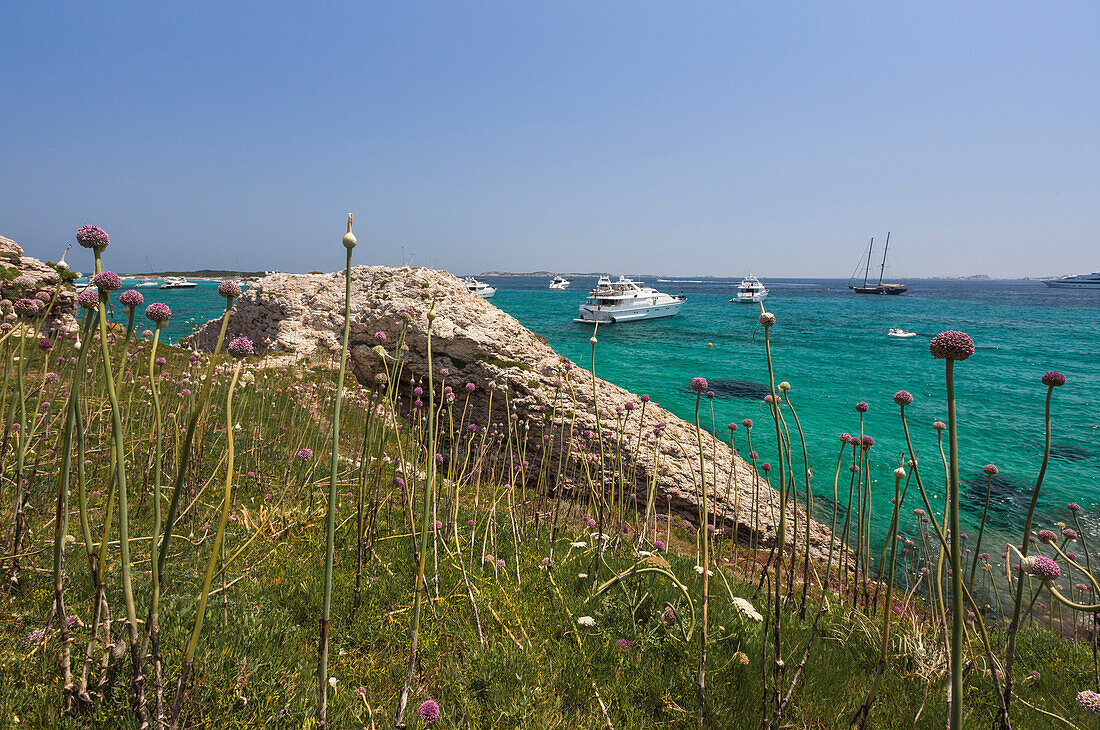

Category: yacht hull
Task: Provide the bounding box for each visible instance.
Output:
[574,300,683,323]
[1044,280,1100,289]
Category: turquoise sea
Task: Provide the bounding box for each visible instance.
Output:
[136,275,1100,548]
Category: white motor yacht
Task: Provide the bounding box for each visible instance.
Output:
[464,278,497,298]
[575,276,685,323]
[159,276,196,290]
[1044,273,1100,289]
[730,275,768,304]
[887,327,917,338]
[549,275,571,290]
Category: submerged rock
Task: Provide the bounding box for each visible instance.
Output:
[184,265,844,564]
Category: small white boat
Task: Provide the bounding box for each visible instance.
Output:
[888,327,917,338]
[135,280,159,288]
[159,276,197,290]
[549,275,571,290]
[575,276,685,323]
[730,275,768,304]
[464,278,496,298]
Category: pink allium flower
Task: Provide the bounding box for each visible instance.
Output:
[76,225,109,251]
[1068,502,1082,512]
[1041,371,1066,387]
[296,448,313,460]
[92,271,122,292]
[14,298,40,316]
[155,357,167,366]
[119,289,144,308]
[932,421,947,431]
[617,638,632,652]
[77,289,100,310]
[742,418,752,429]
[691,377,708,393]
[418,699,440,725]
[218,280,242,299]
[1037,529,1058,544]
[144,302,172,324]
[929,331,975,361]
[893,390,913,407]
[855,401,869,413]
[654,540,665,552]
[982,464,998,476]
[227,336,253,358]
[1077,690,1100,715]
[1023,555,1061,580]
[861,435,874,450]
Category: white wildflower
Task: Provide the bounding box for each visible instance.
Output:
[569,541,587,549]
[577,616,596,627]
[732,597,763,622]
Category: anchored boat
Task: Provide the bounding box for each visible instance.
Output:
[574,276,684,323]
[849,233,908,295]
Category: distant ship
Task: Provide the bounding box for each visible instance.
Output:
[849,233,908,295]
[549,275,571,290]
[1043,273,1100,289]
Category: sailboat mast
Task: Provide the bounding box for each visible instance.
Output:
[863,237,874,286]
[878,231,890,285]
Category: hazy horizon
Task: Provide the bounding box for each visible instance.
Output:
[2,3,1098,279]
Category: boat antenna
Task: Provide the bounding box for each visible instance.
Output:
[863,237,874,286]
[878,231,890,286]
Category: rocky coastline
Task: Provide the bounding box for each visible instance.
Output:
[183,265,843,564]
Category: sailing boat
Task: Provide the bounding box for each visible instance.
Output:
[848,232,908,295]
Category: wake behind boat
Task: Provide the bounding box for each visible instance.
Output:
[574,275,685,323]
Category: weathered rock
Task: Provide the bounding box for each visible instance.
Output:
[0,234,78,327]
[184,266,844,563]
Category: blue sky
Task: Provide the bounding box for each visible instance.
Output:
[2,2,1098,277]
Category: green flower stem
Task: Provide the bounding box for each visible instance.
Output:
[945,359,963,730]
[170,359,242,730]
[395,303,438,728]
[1002,382,1056,725]
[92,252,149,726]
[760,312,786,720]
[969,472,993,590]
[143,323,166,723]
[692,390,709,727]
[154,300,232,582]
[318,229,354,727]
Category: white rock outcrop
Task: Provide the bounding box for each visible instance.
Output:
[184,266,843,563]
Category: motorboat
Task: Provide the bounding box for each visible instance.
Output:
[159,276,197,289]
[464,278,497,298]
[730,275,768,304]
[1043,273,1100,289]
[575,276,685,323]
[549,275,572,290]
[135,280,159,288]
[888,327,917,338]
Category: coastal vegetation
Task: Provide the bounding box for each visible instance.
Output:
[1,223,1099,729]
